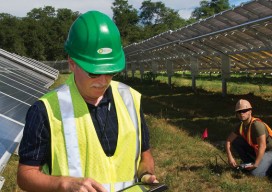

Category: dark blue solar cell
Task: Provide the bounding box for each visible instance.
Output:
[0,116,22,156]
[0,49,58,177]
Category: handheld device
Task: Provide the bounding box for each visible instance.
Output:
[117,182,168,192]
[238,163,253,170]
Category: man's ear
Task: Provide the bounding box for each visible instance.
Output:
[68,57,76,72]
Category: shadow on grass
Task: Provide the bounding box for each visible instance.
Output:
[117,76,272,145]
[176,160,246,179]
[116,75,272,189]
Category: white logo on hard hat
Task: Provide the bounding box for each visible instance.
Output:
[97,48,112,54]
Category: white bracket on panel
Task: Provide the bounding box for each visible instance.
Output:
[0,176,5,190]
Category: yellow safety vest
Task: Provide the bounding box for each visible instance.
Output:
[239,117,272,154]
[40,74,142,191]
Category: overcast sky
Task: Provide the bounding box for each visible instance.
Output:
[0,0,250,19]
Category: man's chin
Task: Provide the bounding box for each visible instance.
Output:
[90,88,106,96]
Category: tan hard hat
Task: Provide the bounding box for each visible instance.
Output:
[235,99,252,112]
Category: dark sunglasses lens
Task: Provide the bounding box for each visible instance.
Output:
[87,73,118,78]
[237,109,250,114]
[87,73,101,78]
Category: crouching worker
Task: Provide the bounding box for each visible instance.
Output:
[17,10,158,192]
[225,99,272,177]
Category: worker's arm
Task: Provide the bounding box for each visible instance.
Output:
[246,134,266,170]
[225,132,238,167]
[17,163,107,192]
[255,134,266,166]
[137,149,158,183]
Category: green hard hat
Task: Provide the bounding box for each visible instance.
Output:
[64,11,125,74]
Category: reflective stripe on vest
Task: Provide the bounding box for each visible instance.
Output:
[56,82,140,181]
[239,117,258,152]
[117,82,140,181]
[56,84,82,177]
[239,117,272,153]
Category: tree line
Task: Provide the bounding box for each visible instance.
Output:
[0,0,231,61]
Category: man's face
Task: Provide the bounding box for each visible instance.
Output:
[69,58,113,103]
[236,108,252,121]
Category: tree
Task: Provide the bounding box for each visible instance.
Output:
[191,0,230,20]
[112,0,140,46]
[139,0,186,38]
[25,6,56,60]
[0,13,26,55]
[20,17,46,60]
[53,9,80,60]
[26,6,56,20]
[0,6,79,61]
[24,6,79,60]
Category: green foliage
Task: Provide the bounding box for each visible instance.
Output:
[0,6,79,61]
[192,0,230,20]
[24,6,79,60]
[140,0,165,25]
[111,0,187,44]
[139,0,186,38]
[0,14,26,55]
[21,17,46,60]
[0,0,232,60]
[111,0,140,46]
[139,0,185,27]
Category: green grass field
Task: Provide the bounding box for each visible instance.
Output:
[2,72,272,191]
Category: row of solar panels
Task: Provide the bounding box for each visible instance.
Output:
[0,49,59,188]
[124,0,272,74]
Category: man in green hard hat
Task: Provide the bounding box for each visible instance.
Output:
[17,11,158,192]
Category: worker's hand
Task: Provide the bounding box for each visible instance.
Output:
[244,164,257,171]
[141,174,159,184]
[228,157,238,168]
[58,176,107,192]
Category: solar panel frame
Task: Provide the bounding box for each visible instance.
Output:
[124,0,272,73]
[0,49,59,189]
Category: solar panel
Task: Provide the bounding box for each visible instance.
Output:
[124,0,272,74]
[0,49,59,188]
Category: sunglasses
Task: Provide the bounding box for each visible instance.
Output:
[236,109,251,114]
[83,70,118,78]
[75,64,118,78]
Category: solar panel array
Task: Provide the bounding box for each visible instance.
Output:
[124,0,272,74]
[0,48,59,188]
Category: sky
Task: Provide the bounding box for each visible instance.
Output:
[0,0,251,19]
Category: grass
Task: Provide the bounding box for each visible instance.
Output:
[2,72,272,191]
[146,116,272,192]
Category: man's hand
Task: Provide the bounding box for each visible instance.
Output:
[226,132,238,168]
[137,150,158,184]
[140,174,159,184]
[228,156,238,168]
[17,164,107,192]
[58,176,107,192]
[244,164,257,171]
